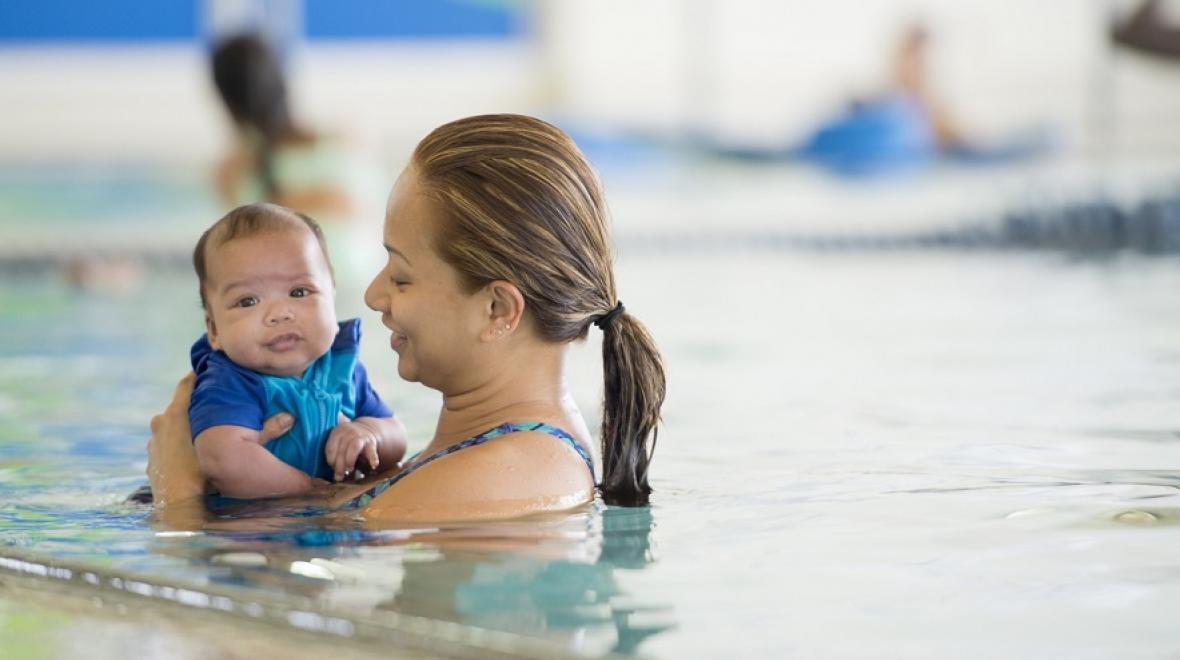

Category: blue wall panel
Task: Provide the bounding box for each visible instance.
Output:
[0,1,523,42]
[0,1,198,42]
[304,0,522,39]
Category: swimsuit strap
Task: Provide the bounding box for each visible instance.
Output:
[344,421,595,510]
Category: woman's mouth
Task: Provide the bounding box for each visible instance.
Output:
[266,333,302,351]
[390,330,407,350]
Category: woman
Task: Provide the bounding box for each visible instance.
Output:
[148,114,666,522]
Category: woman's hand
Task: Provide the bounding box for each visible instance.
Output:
[146,374,203,506]
[147,374,299,506]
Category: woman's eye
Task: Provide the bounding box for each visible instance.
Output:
[389,275,409,287]
[235,296,258,308]
[290,287,310,298]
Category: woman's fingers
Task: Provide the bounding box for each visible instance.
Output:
[257,413,294,444]
[146,373,205,505]
[168,373,196,412]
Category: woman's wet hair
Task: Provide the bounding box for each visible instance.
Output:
[210,34,292,198]
[411,114,666,506]
[193,203,333,310]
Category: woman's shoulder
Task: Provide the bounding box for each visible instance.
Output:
[362,425,596,523]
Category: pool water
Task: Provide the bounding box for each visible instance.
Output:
[3,211,1180,656]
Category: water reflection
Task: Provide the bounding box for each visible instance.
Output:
[150,505,674,656]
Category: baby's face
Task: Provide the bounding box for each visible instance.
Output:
[203,227,338,377]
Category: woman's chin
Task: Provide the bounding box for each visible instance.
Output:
[395,360,418,383]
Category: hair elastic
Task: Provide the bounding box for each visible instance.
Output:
[593,301,625,330]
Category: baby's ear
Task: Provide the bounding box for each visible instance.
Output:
[205,315,221,350]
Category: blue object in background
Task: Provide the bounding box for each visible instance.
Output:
[0,0,523,43]
[798,93,938,177]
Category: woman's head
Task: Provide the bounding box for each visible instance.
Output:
[366,114,665,506]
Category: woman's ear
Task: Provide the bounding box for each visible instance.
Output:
[482,280,525,341]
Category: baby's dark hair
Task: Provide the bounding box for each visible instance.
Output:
[194,203,334,310]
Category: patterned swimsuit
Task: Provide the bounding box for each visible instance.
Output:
[344,421,596,509]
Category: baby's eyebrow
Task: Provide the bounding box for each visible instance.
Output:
[219,272,316,294]
[219,279,253,294]
[384,243,411,265]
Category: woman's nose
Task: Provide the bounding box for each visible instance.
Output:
[363,271,384,312]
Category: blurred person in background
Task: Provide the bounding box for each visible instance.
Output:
[693,22,1052,176]
[1113,0,1180,58]
[797,22,1053,175]
[211,33,358,223]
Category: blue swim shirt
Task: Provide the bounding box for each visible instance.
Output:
[188,318,393,481]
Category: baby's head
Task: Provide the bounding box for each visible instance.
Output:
[194,203,338,377]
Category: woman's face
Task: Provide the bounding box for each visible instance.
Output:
[365,169,488,391]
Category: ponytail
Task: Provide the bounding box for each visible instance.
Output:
[598,307,666,506]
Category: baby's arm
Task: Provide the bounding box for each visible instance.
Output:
[325,415,409,482]
[195,425,320,498]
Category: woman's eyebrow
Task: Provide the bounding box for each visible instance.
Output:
[384,243,412,265]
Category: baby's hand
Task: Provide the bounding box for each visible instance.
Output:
[325,413,382,482]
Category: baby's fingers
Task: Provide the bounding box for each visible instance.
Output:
[364,441,380,472]
[330,441,349,482]
[336,441,364,482]
[330,434,360,482]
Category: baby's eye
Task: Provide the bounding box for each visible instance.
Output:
[290,287,311,298]
[234,296,259,308]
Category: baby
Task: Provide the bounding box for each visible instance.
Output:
[188,203,406,498]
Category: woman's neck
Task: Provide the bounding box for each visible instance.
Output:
[432,343,571,447]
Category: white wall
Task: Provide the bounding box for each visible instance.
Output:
[541,0,1180,155]
[0,40,541,165]
[1,1,1180,164]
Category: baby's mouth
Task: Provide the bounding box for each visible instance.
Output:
[266,333,302,351]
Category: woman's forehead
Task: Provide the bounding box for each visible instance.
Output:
[384,174,436,259]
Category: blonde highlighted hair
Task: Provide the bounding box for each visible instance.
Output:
[412,114,666,506]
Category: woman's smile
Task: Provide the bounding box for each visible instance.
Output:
[390,330,408,350]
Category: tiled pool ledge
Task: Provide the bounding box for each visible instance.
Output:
[0,547,616,660]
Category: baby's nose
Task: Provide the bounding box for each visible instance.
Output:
[265,306,295,325]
